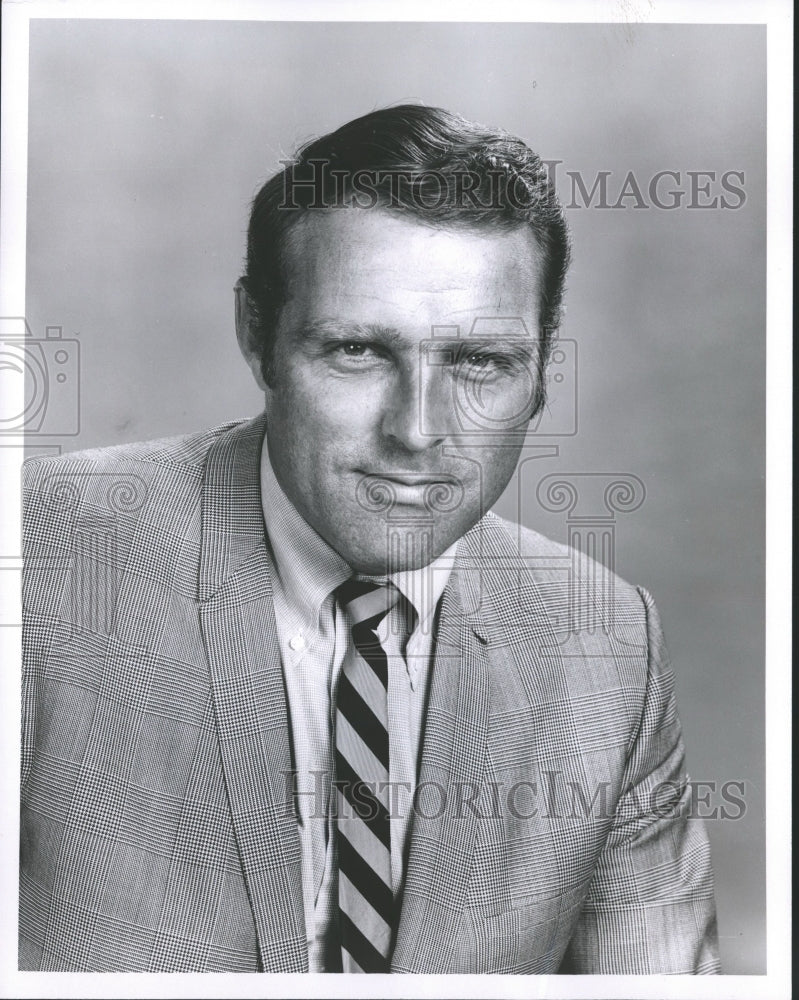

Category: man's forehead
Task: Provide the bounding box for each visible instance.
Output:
[273,214,541,349]
[283,207,542,267]
[279,208,543,316]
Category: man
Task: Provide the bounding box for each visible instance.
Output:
[20,105,720,973]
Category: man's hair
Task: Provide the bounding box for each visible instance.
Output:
[244,104,571,386]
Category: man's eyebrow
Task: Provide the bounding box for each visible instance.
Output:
[298,319,403,343]
[294,319,538,355]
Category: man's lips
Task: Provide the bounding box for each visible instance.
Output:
[358,471,457,486]
[355,471,462,508]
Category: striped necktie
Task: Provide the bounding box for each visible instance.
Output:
[334,578,402,973]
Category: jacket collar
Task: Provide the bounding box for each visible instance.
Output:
[198,412,270,602]
[392,514,562,972]
[198,413,308,972]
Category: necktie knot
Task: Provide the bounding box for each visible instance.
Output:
[336,577,402,631]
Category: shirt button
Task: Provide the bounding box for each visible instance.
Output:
[289,634,306,651]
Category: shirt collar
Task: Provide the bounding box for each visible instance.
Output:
[387,550,457,637]
[260,431,457,631]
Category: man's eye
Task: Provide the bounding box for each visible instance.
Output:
[465,352,494,368]
[328,342,375,360]
[326,341,385,370]
[460,351,508,376]
[334,342,384,360]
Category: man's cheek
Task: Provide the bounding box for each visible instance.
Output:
[467,450,522,510]
[319,395,384,435]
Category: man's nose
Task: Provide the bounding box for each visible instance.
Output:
[380,364,450,452]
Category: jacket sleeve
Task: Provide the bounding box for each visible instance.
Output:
[559,586,721,974]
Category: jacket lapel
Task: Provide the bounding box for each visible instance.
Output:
[198,414,307,972]
[391,528,492,972]
[392,514,563,973]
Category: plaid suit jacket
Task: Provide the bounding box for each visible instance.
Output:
[20,414,720,973]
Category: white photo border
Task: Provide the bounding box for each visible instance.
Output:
[0,2,791,998]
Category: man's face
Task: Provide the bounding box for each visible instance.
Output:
[259,208,543,574]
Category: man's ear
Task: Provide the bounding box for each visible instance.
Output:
[234,279,269,392]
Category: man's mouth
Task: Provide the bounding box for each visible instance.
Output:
[365,472,453,486]
[355,471,462,510]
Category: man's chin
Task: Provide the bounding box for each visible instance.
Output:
[336,527,459,576]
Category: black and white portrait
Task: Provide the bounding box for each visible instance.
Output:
[1,2,790,996]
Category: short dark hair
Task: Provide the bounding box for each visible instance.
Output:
[244,104,571,386]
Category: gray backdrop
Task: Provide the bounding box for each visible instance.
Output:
[24,19,765,974]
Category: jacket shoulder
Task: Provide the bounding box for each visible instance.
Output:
[485,511,645,612]
[21,420,250,560]
[22,420,246,490]
[479,516,664,749]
